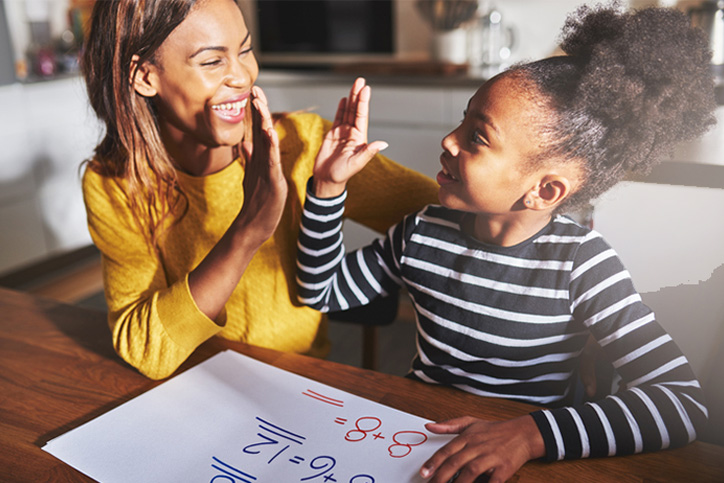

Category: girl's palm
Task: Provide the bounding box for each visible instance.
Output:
[313,78,388,192]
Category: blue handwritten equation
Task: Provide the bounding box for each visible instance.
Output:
[208,388,431,482]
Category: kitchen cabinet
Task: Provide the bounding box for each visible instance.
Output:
[0,77,100,275]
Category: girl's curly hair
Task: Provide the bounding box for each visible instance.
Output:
[512,3,717,211]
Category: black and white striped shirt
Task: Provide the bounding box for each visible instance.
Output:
[296,182,707,460]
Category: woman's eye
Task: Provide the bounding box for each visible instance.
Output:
[200,59,222,67]
[240,46,253,57]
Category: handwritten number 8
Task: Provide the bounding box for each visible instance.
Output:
[388,431,428,458]
[344,417,382,442]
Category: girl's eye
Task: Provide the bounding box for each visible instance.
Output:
[200,59,222,67]
[472,130,488,146]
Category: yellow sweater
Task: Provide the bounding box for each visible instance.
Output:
[82,112,438,379]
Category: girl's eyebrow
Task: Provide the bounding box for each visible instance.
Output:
[189,31,251,59]
[474,112,500,137]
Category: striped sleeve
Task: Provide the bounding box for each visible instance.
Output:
[531,232,708,460]
[296,178,406,313]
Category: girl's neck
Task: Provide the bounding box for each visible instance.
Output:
[472,211,553,247]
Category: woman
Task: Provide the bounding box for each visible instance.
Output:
[81,0,438,379]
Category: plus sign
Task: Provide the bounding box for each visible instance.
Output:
[323,474,337,482]
[373,432,385,440]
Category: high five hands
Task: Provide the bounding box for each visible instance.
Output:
[239,85,288,244]
[313,77,389,198]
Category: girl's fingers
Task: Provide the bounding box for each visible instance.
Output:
[349,140,388,172]
[344,77,365,126]
[425,417,477,434]
[354,85,371,139]
[332,97,346,129]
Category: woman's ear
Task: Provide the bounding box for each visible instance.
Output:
[130,54,158,98]
[524,174,573,210]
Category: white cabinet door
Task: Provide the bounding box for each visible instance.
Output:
[369,125,443,180]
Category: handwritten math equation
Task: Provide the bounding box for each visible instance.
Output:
[208,388,431,482]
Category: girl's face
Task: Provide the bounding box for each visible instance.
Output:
[437,74,548,216]
[142,0,258,149]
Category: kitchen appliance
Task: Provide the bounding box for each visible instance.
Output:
[255,0,393,68]
[467,3,515,78]
[689,0,724,87]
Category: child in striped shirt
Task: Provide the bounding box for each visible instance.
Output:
[296,5,715,482]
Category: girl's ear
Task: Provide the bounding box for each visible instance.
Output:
[130,54,158,98]
[524,174,573,210]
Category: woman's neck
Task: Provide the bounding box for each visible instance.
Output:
[160,125,236,177]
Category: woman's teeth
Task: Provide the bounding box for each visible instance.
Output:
[212,98,248,114]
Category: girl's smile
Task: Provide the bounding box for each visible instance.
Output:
[437,73,579,246]
[437,74,546,217]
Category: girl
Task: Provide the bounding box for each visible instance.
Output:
[296,4,715,482]
[80,0,438,380]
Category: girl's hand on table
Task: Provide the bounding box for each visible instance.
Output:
[238,85,288,243]
[313,77,388,198]
[421,415,545,483]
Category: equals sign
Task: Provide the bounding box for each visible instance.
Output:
[289,456,305,465]
[334,418,347,425]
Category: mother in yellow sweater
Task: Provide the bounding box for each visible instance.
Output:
[81,0,437,379]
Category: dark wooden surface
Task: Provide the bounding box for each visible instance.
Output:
[1,287,723,482]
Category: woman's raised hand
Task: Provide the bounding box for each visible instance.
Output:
[313,77,388,198]
[238,86,288,244]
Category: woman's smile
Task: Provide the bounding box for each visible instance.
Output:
[211,94,250,124]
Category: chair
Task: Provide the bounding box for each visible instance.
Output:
[327,288,400,371]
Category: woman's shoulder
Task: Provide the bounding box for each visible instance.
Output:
[82,162,130,206]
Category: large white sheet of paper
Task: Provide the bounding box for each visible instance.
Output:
[43,350,454,482]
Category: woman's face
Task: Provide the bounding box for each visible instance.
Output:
[436,74,549,216]
[142,0,258,149]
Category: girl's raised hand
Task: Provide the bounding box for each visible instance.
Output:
[313,77,388,198]
[238,86,288,244]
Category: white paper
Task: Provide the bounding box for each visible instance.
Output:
[43,350,454,482]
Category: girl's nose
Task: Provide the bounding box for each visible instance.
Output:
[441,129,459,156]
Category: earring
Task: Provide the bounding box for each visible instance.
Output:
[525,199,531,205]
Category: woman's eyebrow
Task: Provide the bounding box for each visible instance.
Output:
[189,32,251,59]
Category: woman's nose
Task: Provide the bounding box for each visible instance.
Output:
[226,58,251,88]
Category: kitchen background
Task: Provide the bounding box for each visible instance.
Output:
[0,0,723,443]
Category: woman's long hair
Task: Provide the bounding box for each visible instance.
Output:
[82,0,200,244]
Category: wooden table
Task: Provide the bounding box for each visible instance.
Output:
[1,287,723,482]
